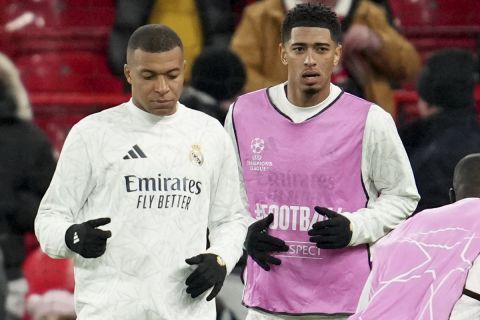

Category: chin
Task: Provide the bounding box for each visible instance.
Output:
[303,87,321,96]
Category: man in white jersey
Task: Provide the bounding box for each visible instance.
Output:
[35,24,248,320]
[224,3,419,320]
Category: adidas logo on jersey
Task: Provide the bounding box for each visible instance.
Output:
[73,232,80,244]
[123,144,147,160]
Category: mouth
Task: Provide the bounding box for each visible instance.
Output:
[151,99,173,106]
[302,70,320,78]
[301,71,321,84]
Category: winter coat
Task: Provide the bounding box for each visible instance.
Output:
[230,0,421,115]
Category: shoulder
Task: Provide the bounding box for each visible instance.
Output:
[366,103,391,120]
[76,103,128,128]
[235,88,269,106]
[180,104,224,132]
[67,104,128,142]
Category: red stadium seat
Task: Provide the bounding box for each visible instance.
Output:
[14,51,124,93]
[390,0,480,28]
[0,0,115,55]
[390,0,480,61]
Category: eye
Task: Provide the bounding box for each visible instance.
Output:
[167,73,179,80]
[142,74,155,80]
[292,46,305,53]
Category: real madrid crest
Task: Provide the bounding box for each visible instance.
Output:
[189,144,204,166]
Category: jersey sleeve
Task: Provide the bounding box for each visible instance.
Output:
[35,123,95,259]
[205,127,250,273]
[344,104,420,245]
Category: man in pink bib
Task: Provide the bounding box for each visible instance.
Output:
[352,153,480,320]
[224,3,419,320]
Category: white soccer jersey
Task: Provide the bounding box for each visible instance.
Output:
[450,257,480,319]
[35,100,249,320]
[225,83,420,320]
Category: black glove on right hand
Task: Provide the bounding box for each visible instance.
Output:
[65,218,112,258]
[308,207,352,249]
[245,213,289,271]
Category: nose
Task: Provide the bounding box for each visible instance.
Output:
[304,49,316,66]
[154,76,169,95]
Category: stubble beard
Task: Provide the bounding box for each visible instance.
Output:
[303,87,321,96]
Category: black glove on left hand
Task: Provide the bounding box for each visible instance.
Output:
[185,253,227,301]
[65,217,112,258]
[308,206,352,249]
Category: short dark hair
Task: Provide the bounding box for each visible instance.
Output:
[281,3,341,44]
[453,153,480,200]
[127,24,183,54]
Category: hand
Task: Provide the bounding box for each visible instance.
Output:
[245,213,289,271]
[308,207,352,249]
[185,254,227,301]
[342,24,382,56]
[65,218,112,258]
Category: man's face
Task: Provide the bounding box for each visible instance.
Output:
[280,27,341,104]
[124,47,185,116]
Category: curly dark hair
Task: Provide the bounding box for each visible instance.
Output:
[281,3,341,44]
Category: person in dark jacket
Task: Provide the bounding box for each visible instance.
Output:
[0,52,56,319]
[108,0,235,87]
[180,47,246,124]
[400,49,480,212]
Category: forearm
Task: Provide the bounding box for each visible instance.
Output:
[347,104,420,245]
[345,192,419,245]
[35,204,74,259]
[207,132,249,273]
[207,208,248,274]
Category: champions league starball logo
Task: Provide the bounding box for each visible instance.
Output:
[248,138,272,171]
[251,138,265,154]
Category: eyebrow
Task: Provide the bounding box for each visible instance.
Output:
[291,42,331,46]
[139,67,181,74]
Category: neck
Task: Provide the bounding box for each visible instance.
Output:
[285,83,330,107]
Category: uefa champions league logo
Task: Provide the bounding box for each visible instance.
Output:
[248,138,272,171]
[251,138,265,154]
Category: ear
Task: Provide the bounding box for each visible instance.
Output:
[124,64,132,84]
[449,187,456,203]
[279,43,288,65]
[334,44,342,66]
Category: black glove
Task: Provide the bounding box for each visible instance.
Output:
[65,218,112,258]
[245,213,289,271]
[185,253,227,301]
[308,206,352,249]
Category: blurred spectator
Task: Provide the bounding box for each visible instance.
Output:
[400,49,480,212]
[23,248,75,320]
[230,0,421,115]
[180,48,246,124]
[108,0,235,85]
[0,53,56,320]
[0,250,7,320]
